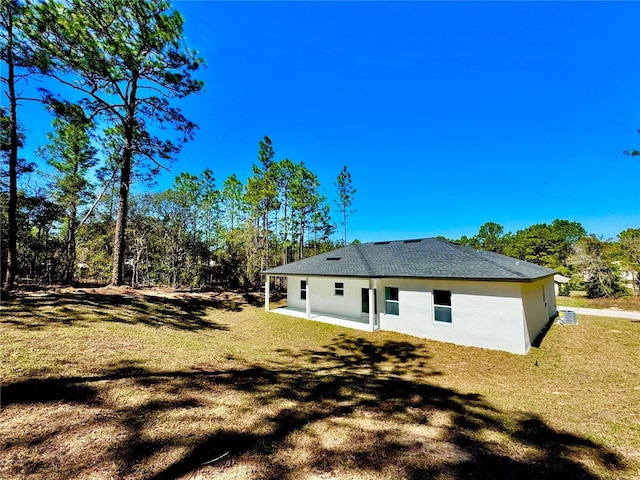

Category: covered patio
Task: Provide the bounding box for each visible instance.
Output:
[264,273,379,332]
[268,306,372,332]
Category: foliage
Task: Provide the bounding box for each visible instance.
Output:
[0,0,40,290]
[335,165,356,245]
[38,100,97,284]
[29,0,204,286]
[569,235,629,298]
[618,228,640,292]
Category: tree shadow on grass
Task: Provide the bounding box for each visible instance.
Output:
[0,336,630,480]
[0,291,237,331]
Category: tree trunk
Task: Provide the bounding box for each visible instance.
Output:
[110,78,137,287]
[3,7,18,292]
[110,151,132,286]
[64,205,78,285]
[282,197,288,265]
[343,207,347,246]
[264,209,269,272]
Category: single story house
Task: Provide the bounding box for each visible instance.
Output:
[263,238,557,355]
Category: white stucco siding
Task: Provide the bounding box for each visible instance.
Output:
[286,275,369,320]
[521,276,556,350]
[310,277,369,320]
[282,275,552,355]
[286,276,307,311]
[543,277,556,319]
[378,278,527,354]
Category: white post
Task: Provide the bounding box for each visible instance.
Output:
[368,279,375,332]
[305,276,311,319]
[373,278,379,330]
[265,275,270,311]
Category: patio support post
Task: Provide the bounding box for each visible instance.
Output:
[265,275,270,311]
[373,278,379,330]
[305,277,311,318]
[368,279,375,332]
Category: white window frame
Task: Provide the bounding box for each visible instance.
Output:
[433,289,452,324]
[300,280,307,300]
[334,282,344,296]
[385,286,399,316]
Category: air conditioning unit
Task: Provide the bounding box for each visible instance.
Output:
[558,310,577,325]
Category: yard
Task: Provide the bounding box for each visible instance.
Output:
[556,291,640,311]
[1,287,639,480]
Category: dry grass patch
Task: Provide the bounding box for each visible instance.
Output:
[1,288,639,479]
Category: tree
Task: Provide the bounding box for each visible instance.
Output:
[549,219,586,263]
[1,0,37,290]
[272,158,296,265]
[335,165,356,245]
[475,222,505,253]
[502,219,585,269]
[38,101,97,284]
[291,163,321,260]
[30,0,204,286]
[244,136,277,281]
[221,174,244,231]
[311,202,336,255]
[569,236,628,298]
[619,228,640,292]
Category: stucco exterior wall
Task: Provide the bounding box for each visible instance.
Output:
[286,275,369,320]
[376,278,527,354]
[521,276,556,350]
[284,275,555,355]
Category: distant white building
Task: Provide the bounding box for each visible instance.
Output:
[554,274,570,296]
[613,261,639,294]
[264,238,557,355]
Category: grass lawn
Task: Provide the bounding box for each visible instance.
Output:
[2,287,639,480]
[556,291,640,311]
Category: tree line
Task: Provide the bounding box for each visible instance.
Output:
[2,1,637,296]
[450,221,640,298]
[1,0,356,291]
[2,124,355,289]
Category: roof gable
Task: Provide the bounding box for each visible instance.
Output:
[263,238,555,281]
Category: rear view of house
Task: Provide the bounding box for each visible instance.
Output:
[263,238,557,355]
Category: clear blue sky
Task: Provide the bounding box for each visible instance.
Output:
[14,1,640,242]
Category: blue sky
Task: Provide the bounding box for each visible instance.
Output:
[13,1,640,242]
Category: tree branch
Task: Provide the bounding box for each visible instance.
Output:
[76,166,119,233]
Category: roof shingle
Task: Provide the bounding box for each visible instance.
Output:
[263,238,555,281]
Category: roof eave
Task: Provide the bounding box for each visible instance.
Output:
[261,271,556,283]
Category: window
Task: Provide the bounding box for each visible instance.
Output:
[385,287,399,315]
[335,282,344,296]
[300,280,307,300]
[433,290,452,323]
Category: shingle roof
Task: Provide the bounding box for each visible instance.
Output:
[263,238,555,282]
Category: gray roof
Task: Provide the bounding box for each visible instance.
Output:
[263,238,555,282]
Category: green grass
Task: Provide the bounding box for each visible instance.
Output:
[2,288,639,479]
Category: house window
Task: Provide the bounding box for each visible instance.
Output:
[433,290,452,323]
[335,282,344,296]
[385,287,399,316]
[300,280,307,300]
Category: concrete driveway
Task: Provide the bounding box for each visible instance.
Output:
[557,306,640,320]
